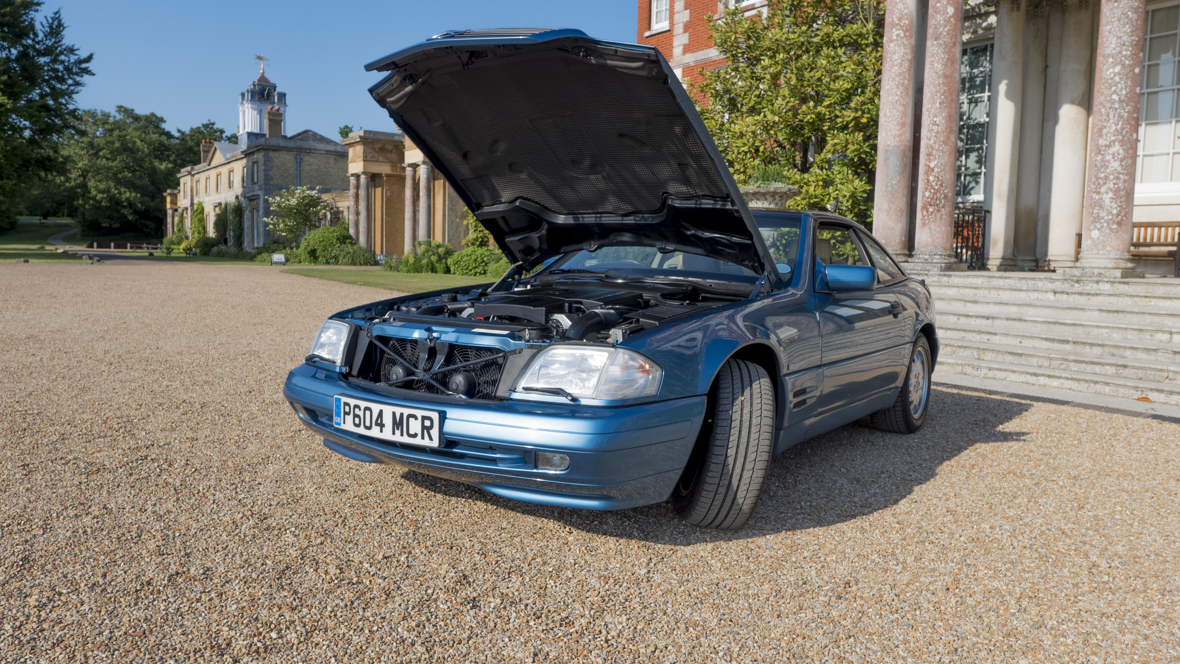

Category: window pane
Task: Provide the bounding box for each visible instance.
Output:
[1171,153,1180,182]
[857,230,905,282]
[1149,35,1177,62]
[962,146,985,171]
[1144,121,1172,152]
[1146,90,1176,121]
[1146,61,1176,89]
[1152,6,1179,35]
[816,226,867,266]
[1142,153,1170,182]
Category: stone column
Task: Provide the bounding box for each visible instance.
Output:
[1036,6,1065,264]
[417,162,432,243]
[404,164,417,255]
[166,208,175,237]
[1046,1,1094,268]
[348,174,359,241]
[986,0,1026,271]
[1014,8,1049,268]
[358,173,371,250]
[873,0,920,257]
[1077,0,1146,276]
[910,0,963,268]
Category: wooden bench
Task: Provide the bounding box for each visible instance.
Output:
[1131,221,1180,277]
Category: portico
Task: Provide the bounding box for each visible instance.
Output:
[874,0,1159,277]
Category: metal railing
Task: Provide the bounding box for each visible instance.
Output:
[953,206,987,270]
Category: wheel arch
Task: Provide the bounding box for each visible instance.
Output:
[918,322,939,369]
[701,340,783,428]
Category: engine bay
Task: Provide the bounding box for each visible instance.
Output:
[384,280,735,343]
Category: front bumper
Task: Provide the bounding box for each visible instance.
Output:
[283,364,707,510]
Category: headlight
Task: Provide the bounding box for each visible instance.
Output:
[517,346,662,400]
[308,320,350,365]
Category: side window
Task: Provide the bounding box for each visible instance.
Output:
[815,224,868,266]
[856,230,906,284]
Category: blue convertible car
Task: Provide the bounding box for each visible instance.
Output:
[284,29,938,529]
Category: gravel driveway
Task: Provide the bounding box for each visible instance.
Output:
[1,263,1177,663]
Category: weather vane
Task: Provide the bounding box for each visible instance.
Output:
[255,53,269,76]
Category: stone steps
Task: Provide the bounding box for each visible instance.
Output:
[936,356,1180,404]
[939,308,1180,345]
[924,273,1180,405]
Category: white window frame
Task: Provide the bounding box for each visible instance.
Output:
[650,0,669,32]
[1136,0,1180,195]
[956,41,994,204]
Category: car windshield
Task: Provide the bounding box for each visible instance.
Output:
[538,211,804,284]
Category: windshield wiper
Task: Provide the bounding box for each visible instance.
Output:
[518,386,579,402]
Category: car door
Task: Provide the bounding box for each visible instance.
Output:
[811,220,902,426]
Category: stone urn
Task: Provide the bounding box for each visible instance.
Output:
[739,185,802,210]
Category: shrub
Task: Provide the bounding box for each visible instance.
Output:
[298,225,354,264]
[179,238,196,255]
[265,185,332,240]
[194,236,220,256]
[380,254,401,272]
[251,239,297,259]
[448,246,496,276]
[191,202,206,238]
[326,243,377,266]
[486,254,513,279]
[213,206,228,240]
[400,240,454,274]
[209,245,253,259]
[459,209,491,249]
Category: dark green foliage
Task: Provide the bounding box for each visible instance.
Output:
[325,243,377,266]
[485,254,513,279]
[297,225,354,264]
[171,121,234,171]
[338,125,355,140]
[265,186,331,240]
[694,0,883,225]
[399,240,454,274]
[250,239,297,259]
[228,198,244,249]
[213,205,228,240]
[0,1,93,231]
[193,236,220,256]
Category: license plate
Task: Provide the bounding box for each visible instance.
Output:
[333,395,442,448]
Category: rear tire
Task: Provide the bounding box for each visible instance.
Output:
[673,359,775,529]
[870,335,932,434]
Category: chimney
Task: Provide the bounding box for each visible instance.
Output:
[200,139,214,163]
[266,106,283,139]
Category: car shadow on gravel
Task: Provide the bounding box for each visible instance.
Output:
[403,387,1032,544]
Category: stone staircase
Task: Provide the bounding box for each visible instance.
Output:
[921,271,1180,405]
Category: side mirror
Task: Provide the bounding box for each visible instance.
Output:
[825,264,876,292]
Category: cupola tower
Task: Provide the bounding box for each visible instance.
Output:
[237,55,286,148]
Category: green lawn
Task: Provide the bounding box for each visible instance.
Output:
[0,220,83,263]
[118,250,260,266]
[283,268,492,293]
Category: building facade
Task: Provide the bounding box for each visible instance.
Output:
[165,68,348,251]
[640,0,1169,276]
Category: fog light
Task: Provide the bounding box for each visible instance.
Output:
[536,451,570,472]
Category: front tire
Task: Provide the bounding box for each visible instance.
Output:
[871,335,932,434]
[673,359,775,529]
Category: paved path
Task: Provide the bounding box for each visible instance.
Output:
[0,261,1176,662]
[46,227,78,246]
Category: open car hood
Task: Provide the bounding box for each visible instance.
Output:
[366,28,778,278]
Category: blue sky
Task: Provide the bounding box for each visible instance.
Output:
[52,0,638,140]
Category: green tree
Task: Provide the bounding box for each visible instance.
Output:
[172,120,235,169]
[0,1,93,230]
[264,185,331,240]
[693,0,883,225]
[191,201,206,238]
[61,106,177,236]
[337,125,355,140]
[213,204,228,240]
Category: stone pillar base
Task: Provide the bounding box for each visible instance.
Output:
[1063,253,1145,278]
[986,257,1021,272]
[899,259,968,273]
